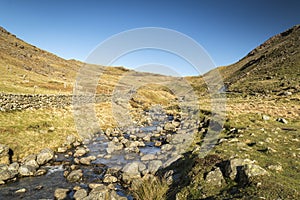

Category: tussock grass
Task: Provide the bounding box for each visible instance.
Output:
[131,177,169,200]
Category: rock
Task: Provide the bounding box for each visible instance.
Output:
[66,135,76,146]
[0,164,14,181]
[148,160,163,174]
[18,165,36,176]
[164,122,176,132]
[0,144,10,165]
[89,183,104,189]
[37,148,54,165]
[276,118,288,124]
[154,141,162,147]
[57,147,68,153]
[237,164,268,186]
[23,154,39,169]
[15,188,26,193]
[224,158,253,180]
[8,162,19,176]
[35,168,47,176]
[161,144,173,152]
[54,188,70,200]
[122,161,142,182]
[262,115,270,121]
[106,141,123,154]
[73,188,88,199]
[79,157,93,165]
[67,169,83,182]
[141,154,156,161]
[205,167,224,187]
[74,147,88,157]
[103,174,118,183]
[268,164,283,172]
[143,135,151,142]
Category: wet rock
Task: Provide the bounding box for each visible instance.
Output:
[89,183,104,189]
[18,165,36,176]
[67,169,83,182]
[35,168,47,176]
[54,188,70,200]
[73,188,88,199]
[141,154,156,161]
[205,167,225,187]
[37,148,54,165]
[154,141,162,147]
[0,144,10,165]
[148,160,163,174]
[79,156,96,165]
[74,147,88,157]
[276,118,288,124]
[103,174,118,183]
[106,141,123,154]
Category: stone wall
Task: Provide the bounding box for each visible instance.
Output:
[0,93,111,112]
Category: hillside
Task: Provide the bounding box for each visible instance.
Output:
[219,24,300,95]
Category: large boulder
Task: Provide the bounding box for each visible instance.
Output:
[0,144,10,165]
[37,148,54,165]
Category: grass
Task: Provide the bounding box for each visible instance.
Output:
[0,107,78,160]
[131,176,169,200]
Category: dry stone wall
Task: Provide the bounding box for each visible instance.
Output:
[0,93,110,111]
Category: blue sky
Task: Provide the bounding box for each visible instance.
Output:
[0,0,299,76]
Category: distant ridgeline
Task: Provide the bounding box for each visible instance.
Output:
[0,93,110,112]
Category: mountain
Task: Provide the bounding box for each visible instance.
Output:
[218,25,300,95]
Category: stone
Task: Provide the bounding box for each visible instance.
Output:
[268,164,283,172]
[237,164,268,186]
[276,118,288,124]
[205,167,224,187]
[79,157,92,165]
[106,141,123,154]
[15,188,26,193]
[57,147,68,153]
[164,122,176,132]
[122,161,142,182]
[74,147,88,157]
[67,169,83,182]
[35,168,47,176]
[262,115,270,121]
[103,174,118,183]
[141,154,156,161]
[23,154,39,169]
[0,165,14,181]
[224,158,253,180]
[37,148,54,165]
[8,162,19,176]
[0,144,10,165]
[148,160,163,174]
[54,188,70,200]
[18,165,36,176]
[66,135,76,146]
[89,183,104,189]
[73,189,88,199]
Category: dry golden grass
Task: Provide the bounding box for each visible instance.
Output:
[131,177,169,200]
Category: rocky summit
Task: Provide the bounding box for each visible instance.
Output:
[0,25,299,199]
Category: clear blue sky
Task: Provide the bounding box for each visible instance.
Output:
[0,0,299,76]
